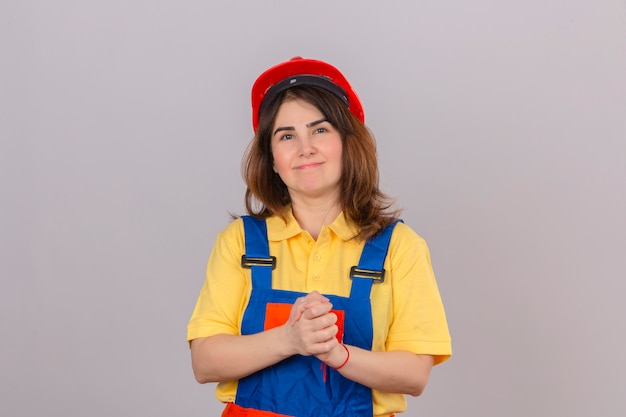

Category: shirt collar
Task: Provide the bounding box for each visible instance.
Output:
[266,209,360,242]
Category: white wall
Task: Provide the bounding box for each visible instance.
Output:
[1,1,625,416]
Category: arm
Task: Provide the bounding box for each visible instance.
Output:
[302,302,434,396]
[191,288,434,394]
[191,329,291,383]
[313,225,446,396]
[317,344,434,396]
[191,292,338,383]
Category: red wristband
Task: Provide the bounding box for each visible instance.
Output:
[332,344,350,370]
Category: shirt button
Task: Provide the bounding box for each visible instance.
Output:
[313,274,321,281]
[313,254,321,261]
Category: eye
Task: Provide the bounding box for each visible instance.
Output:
[279,133,294,141]
[314,127,328,134]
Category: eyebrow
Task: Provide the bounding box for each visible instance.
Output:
[273,118,328,136]
[306,118,328,128]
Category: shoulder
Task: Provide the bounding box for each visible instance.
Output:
[387,221,432,264]
[390,221,427,247]
[218,216,245,238]
[211,217,246,258]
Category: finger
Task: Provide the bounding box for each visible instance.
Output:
[307,290,330,303]
[288,292,332,325]
[288,296,318,325]
[288,305,307,326]
[308,325,340,351]
[291,301,327,325]
[301,302,333,320]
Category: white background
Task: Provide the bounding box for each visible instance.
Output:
[1,1,625,416]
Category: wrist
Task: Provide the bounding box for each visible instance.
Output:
[276,323,298,357]
[330,344,350,370]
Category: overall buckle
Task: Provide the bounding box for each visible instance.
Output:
[349,266,385,283]
[241,255,277,270]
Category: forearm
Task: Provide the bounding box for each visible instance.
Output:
[324,346,434,396]
[191,328,293,383]
[190,294,342,384]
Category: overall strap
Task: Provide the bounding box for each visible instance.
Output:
[241,216,275,290]
[350,220,401,299]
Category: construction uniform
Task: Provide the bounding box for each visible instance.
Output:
[188,211,451,416]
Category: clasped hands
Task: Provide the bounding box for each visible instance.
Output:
[284,291,348,369]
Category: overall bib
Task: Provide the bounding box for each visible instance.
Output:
[223,216,398,417]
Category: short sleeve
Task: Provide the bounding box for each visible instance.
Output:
[385,223,452,365]
[187,219,250,341]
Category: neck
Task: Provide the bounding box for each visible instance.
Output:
[291,198,341,240]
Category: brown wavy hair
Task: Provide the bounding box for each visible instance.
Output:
[242,86,400,241]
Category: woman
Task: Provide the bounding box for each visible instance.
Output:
[188,57,451,417]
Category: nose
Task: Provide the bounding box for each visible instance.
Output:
[297,134,316,156]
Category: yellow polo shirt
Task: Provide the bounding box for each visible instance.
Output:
[188,211,451,416]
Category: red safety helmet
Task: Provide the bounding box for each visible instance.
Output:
[251,56,364,131]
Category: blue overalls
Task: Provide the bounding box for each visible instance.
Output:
[226,216,398,417]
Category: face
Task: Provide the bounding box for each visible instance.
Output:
[271,99,343,202]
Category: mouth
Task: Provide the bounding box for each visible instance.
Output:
[295,162,323,170]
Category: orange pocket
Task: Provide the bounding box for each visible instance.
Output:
[264,303,292,330]
[264,303,345,343]
[222,402,293,417]
[333,309,345,342]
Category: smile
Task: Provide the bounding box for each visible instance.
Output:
[295,162,323,170]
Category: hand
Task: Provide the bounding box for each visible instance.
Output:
[288,291,330,325]
[315,343,349,369]
[283,291,339,356]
